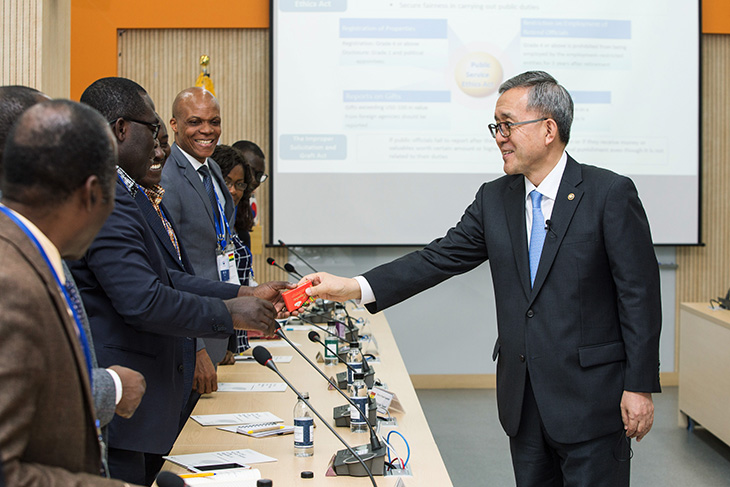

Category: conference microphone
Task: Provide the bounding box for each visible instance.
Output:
[277,240,319,274]
[284,262,305,280]
[297,316,348,343]
[308,330,354,369]
[276,327,381,443]
[252,346,381,483]
[156,471,185,487]
[266,257,298,280]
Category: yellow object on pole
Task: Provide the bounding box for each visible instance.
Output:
[195,55,216,96]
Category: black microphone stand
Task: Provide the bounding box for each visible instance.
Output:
[253,346,379,486]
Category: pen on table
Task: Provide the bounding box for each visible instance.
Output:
[245,425,285,434]
[180,472,216,478]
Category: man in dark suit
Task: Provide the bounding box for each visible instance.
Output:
[302,71,661,486]
[70,77,286,486]
[161,87,237,402]
[0,99,136,486]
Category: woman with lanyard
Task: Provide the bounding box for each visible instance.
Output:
[212,145,256,365]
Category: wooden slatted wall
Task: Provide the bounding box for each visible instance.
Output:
[117,29,288,284]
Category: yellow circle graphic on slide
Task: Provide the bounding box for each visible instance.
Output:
[454,52,503,97]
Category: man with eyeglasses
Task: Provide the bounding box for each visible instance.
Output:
[71,78,289,485]
[299,71,661,486]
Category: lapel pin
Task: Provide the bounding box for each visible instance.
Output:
[567,193,575,201]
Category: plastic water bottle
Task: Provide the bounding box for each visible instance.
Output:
[349,372,369,433]
[293,393,314,457]
[346,341,363,386]
[324,322,339,366]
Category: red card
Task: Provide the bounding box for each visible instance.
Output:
[282,280,313,312]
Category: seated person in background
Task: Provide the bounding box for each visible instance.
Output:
[212,144,255,365]
[231,140,267,248]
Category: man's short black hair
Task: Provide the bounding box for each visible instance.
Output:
[0,86,47,167]
[232,140,265,159]
[1,100,117,207]
[80,77,151,123]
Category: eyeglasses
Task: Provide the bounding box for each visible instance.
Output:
[251,170,268,184]
[225,179,247,191]
[110,118,161,139]
[488,117,548,139]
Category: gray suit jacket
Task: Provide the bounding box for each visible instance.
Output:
[63,263,117,428]
[161,143,237,364]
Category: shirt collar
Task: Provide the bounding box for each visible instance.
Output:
[176,144,210,172]
[524,151,568,202]
[3,205,65,284]
[144,184,165,206]
[116,166,139,197]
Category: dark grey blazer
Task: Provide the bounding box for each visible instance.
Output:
[364,155,662,444]
[161,143,237,364]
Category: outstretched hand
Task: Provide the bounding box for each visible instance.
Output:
[299,272,362,302]
[238,280,296,317]
[225,296,278,335]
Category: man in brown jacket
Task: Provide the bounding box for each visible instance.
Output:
[0,99,136,486]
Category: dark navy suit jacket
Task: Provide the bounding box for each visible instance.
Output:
[364,156,662,444]
[69,178,239,454]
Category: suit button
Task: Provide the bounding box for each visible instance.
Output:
[519,354,526,363]
[526,309,534,318]
[178,364,184,372]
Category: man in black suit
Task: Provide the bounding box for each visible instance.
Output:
[302,71,661,486]
[70,77,288,486]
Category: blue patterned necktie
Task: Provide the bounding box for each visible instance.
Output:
[198,165,221,223]
[528,190,546,287]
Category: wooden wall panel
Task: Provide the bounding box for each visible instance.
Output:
[118,29,288,284]
[676,34,730,368]
[0,0,69,97]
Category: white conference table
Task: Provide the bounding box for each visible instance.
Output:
[162,307,453,486]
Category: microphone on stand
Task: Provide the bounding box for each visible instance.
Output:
[155,472,185,487]
[275,326,381,445]
[277,240,319,274]
[284,262,305,280]
[252,346,381,483]
[308,330,353,370]
[267,257,298,280]
[308,330,375,390]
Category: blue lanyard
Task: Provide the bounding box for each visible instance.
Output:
[212,189,233,251]
[0,205,94,389]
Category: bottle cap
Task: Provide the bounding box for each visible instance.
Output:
[301,471,314,479]
[301,392,309,400]
[354,372,365,380]
[256,480,273,487]
[349,342,360,348]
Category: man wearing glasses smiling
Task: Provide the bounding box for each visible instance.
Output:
[300,71,661,487]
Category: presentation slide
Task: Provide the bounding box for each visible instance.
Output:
[272,0,699,245]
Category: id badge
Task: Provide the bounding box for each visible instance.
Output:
[217,243,240,285]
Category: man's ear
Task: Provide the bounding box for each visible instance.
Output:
[110,118,127,143]
[169,117,178,135]
[543,118,558,146]
[80,175,102,212]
